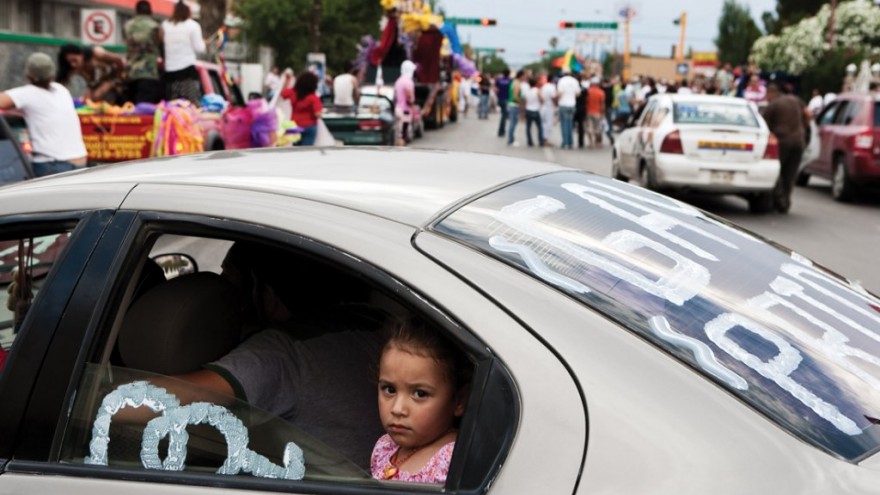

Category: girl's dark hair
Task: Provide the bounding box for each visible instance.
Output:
[294,71,319,100]
[170,1,191,23]
[57,44,83,84]
[383,317,473,393]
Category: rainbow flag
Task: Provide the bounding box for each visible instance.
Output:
[551,49,584,73]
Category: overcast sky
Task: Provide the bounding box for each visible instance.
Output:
[435,0,777,67]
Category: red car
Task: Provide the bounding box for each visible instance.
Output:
[798,91,880,201]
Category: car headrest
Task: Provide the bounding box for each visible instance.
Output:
[119,272,243,375]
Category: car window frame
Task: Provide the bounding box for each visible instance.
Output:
[0,210,116,461]
[817,101,842,126]
[6,210,517,495]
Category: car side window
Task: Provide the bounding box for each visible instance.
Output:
[818,102,840,125]
[839,101,861,125]
[0,231,73,375]
[56,227,495,491]
[639,101,656,127]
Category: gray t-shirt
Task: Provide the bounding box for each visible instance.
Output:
[209,322,385,469]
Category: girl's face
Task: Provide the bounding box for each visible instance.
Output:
[378,346,464,449]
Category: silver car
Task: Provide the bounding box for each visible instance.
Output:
[2,148,880,494]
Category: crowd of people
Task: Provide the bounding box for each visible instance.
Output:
[56,0,206,105]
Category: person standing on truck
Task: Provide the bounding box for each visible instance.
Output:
[57,44,126,103]
[161,1,206,103]
[332,62,360,114]
[0,53,87,177]
[281,71,323,146]
[123,0,163,104]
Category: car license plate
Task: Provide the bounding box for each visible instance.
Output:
[710,170,734,184]
[698,141,753,151]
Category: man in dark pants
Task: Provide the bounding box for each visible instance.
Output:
[494,70,511,137]
[574,75,586,148]
[762,83,809,214]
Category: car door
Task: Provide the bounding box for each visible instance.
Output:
[1,183,583,495]
[619,100,656,176]
[812,101,843,176]
[0,208,119,464]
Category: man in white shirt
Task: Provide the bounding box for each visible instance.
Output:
[807,88,824,118]
[0,52,87,177]
[556,69,580,149]
[332,62,360,113]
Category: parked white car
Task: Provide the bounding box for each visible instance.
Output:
[612,94,780,213]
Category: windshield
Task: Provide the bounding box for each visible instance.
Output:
[674,101,759,127]
[432,171,880,461]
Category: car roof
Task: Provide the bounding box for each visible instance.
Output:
[1,147,562,226]
[652,94,752,105]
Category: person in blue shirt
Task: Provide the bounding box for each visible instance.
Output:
[494,70,512,137]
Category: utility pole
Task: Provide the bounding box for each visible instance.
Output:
[310,0,322,53]
[676,12,687,64]
[623,8,632,82]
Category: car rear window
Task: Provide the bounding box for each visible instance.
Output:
[673,101,759,127]
[432,171,880,461]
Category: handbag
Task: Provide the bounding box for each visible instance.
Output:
[313,118,338,146]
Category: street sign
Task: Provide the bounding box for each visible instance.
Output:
[676,63,689,76]
[81,9,117,46]
[474,47,505,54]
[446,17,497,26]
[577,32,613,43]
[559,21,619,29]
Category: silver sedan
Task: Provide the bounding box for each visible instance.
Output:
[1,148,879,494]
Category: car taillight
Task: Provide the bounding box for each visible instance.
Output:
[854,130,873,150]
[659,130,683,154]
[21,141,32,155]
[359,120,383,131]
[763,133,779,159]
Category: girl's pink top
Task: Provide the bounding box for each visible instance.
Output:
[370,434,455,484]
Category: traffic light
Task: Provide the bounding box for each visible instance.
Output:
[559,21,575,28]
[480,18,497,26]
[539,49,547,55]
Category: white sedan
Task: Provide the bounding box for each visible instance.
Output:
[2,149,880,494]
[613,94,780,213]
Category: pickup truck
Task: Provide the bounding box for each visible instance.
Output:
[79,61,246,163]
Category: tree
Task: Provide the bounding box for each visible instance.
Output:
[234,0,382,73]
[481,53,509,74]
[714,0,762,65]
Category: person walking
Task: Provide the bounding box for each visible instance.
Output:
[392,60,416,146]
[507,70,527,146]
[494,70,511,137]
[161,1,206,103]
[762,83,809,214]
[586,77,606,148]
[556,69,579,149]
[539,76,557,146]
[477,74,492,119]
[281,71,323,146]
[602,77,616,145]
[574,75,587,148]
[523,77,544,147]
[123,0,162,104]
[0,53,87,176]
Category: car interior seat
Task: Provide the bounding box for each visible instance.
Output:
[118,271,244,375]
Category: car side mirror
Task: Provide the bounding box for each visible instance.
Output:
[151,253,198,279]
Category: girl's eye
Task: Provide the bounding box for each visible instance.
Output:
[413,389,429,399]
[380,384,395,395]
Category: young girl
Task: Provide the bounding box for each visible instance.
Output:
[371,318,472,484]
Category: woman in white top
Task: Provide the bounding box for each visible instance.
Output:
[539,78,557,146]
[161,1,206,103]
[522,78,544,147]
[0,53,88,177]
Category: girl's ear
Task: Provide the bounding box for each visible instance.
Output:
[453,385,469,417]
